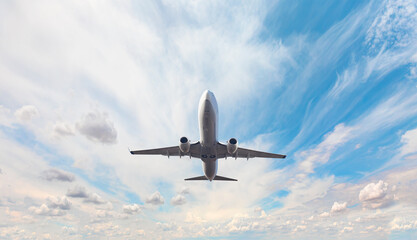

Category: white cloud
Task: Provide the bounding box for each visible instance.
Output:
[319,212,330,218]
[331,201,347,213]
[14,105,38,122]
[122,204,142,214]
[28,196,72,217]
[41,169,75,182]
[170,194,186,206]
[146,191,164,205]
[389,217,417,231]
[400,128,417,156]
[298,124,353,173]
[84,193,106,205]
[53,121,74,137]
[359,180,388,202]
[366,0,417,50]
[29,204,65,216]
[359,180,394,209]
[76,111,117,144]
[46,196,72,210]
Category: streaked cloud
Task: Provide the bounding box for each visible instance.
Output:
[41,169,75,182]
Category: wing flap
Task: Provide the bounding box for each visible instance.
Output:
[130,142,201,158]
[217,142,286,159]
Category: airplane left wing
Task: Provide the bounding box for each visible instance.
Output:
[217,142,286,159]
[130,142,201,158]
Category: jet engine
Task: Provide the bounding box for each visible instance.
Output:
[227,138,238,155]
[179,136,190,153]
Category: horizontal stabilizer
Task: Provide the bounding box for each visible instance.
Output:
[184,176,208,181]
[214,175,238,181]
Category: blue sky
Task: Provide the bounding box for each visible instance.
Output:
[1,0,417,239]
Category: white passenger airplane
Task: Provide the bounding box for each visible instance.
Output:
[130,90,286,181]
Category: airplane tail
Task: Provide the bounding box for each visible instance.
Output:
[184,175,237,181]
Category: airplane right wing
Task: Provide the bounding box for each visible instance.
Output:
[130,142,201,158]
[217,142,286,159]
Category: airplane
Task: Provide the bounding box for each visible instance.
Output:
[130,90,286,181]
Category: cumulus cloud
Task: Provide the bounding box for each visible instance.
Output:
[76,111,117,144]
[84,193,106,204]
[331,201,347,213]
[29,204,66,216]
[359,180,394,209]
[359,180,388,202]
[53,122,74,137]
[66,186,106,204]
[170,194,186,206]
[41,169,75,182]
[29,196,71,216]
[14,105,38,121]
[146,191,164,205]
[66,186,89,198]
[46,196,72,210]
[123,204,142,214]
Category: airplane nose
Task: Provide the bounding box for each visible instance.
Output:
[202,90,213,100]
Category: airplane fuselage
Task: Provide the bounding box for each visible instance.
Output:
[130,90,286,181]
[198,90,219,181]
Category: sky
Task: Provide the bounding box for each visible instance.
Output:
[1,0,417,239]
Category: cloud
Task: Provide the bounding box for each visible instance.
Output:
[53,122,74,137]
[331,201,347,213]
[66,186,105,204]
[359,180,388,202]
[29,196,71,216]
[46,196,72,210]
[76,111,117,144]
[84,193,106,205]
[400,128,417,156]
[359,180,394,209]
[66,186,89,198]
[122,204,142,214]
[145,191,164,205]
[298,124,354,173]
[179,187,190,195]
[366,0,417,50]
[41,169,75,182]
[29,204,66,216]
[170,194,186,206]
[14,105,38,122]
[319,212,330,218]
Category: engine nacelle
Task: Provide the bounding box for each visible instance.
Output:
[227,138,238,155]
[179,136,190,153]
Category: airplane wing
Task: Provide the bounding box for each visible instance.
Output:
[130,142,201,158]
[217,142,286,159]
